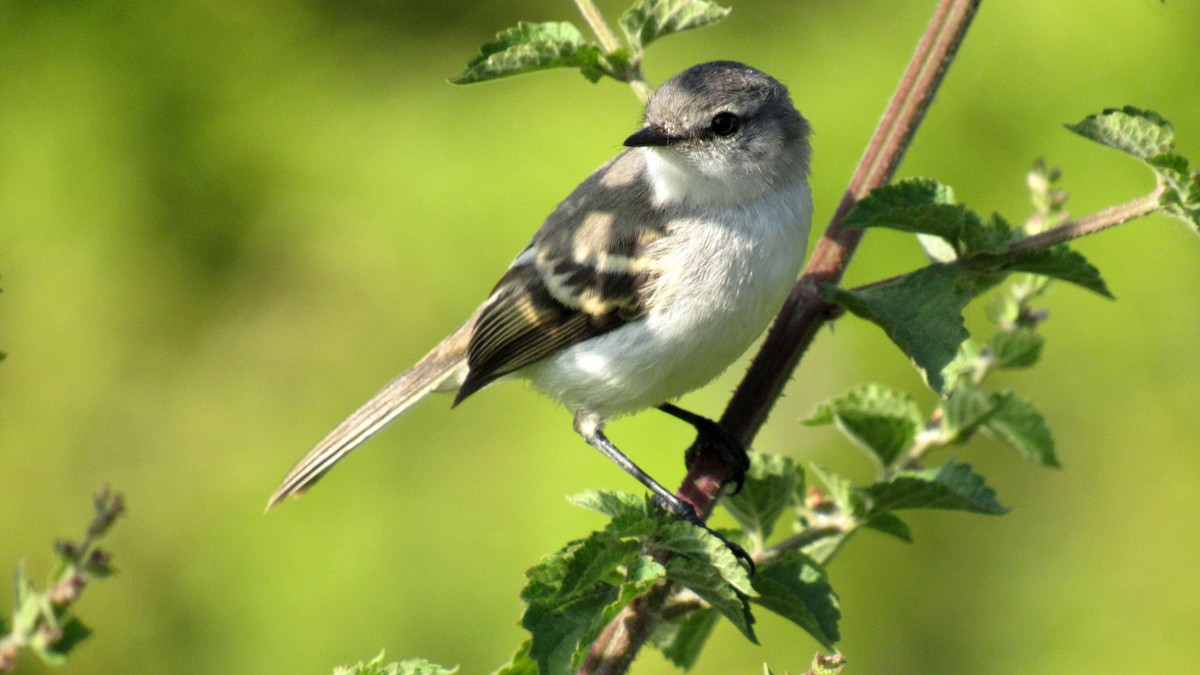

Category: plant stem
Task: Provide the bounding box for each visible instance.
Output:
[574,0,622,53]
[572,0,653,102]
[1007,190,1162,254]
[582,2,983,671]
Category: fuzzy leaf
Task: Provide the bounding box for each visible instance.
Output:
[650,608,720,670]
[989,328,1044,369]
[865,460,1008,515]
[491,641,537,675]
[844,178,956,229]
[31,617,93,666]
[805,384,923,468]
[657,520,754,596]
[665,556,757,643]
[751,551,841,649]
[940,387,1009,444]
[983,394,1059,467]
[1066,106,1175,160]
[989,246,1113,298]
[568,489,645,518]
[619,0,731,51]
[863,512,913,542]
[824,264,973,393]
[452,22,606,84]
[721,453,801,542]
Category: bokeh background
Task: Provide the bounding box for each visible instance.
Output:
[2,1,1198,673]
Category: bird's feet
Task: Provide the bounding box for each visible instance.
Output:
[657,403,750,495]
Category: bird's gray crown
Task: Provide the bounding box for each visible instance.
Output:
[633,61,810,202]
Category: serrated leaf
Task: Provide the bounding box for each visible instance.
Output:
[335,655,457,675]
[1066,106,1175,160]
[520,531,648,674]
[804,384,923,468]
[989,328,1044,369]
[619,0,731,51]
[665,556,757,643]
[568,489,645,518]
[491,640,537,675]
[865,460,1008,515]
[650,607,720,670]
[575,556,667,668]
[983,394,1059,467]
[863,512,913,542]
[989,246,1113,298]
[721,453,801,543]
[918,232,960,262]
[523,582,616,675]
[844,178,956,228]
[451,22,606,84]
[940,387,1009,443]
[751,551,840,649]
[823,264,973,393]
[656,520,754,596]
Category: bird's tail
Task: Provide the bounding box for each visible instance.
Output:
[266,310,479,510]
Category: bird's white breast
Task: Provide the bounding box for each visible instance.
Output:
[526,173,812,419]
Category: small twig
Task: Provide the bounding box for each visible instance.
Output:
[574,0,622,53]
[1007,191,1162,254]
[572,0,653,102]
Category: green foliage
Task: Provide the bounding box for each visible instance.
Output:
[1067,106,1200,231]
[451,0,730,87]
[618,0,731,51]
[334,652,459,675]
[834,174,1122,392]
[1,488,124,672]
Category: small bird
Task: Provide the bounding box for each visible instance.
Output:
[268,61,813,526]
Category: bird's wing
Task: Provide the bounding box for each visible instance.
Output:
[455,151,668,403]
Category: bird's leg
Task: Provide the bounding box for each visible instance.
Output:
[574,413,755,573]
[657,403,750,495]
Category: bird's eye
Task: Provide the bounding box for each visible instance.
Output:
[710,112,740,137]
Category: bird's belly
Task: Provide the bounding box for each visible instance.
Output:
[526,211,806,419]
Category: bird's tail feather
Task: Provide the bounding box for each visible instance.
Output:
[266,310,479,510]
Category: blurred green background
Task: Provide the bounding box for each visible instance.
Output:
[2,0,1198,673]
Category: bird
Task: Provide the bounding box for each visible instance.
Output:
[267,61,813,531]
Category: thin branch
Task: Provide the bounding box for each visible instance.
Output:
[1007,191,1162,254]
[574,0,622,53]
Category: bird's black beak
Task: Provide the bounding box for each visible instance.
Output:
[623,125,680,147]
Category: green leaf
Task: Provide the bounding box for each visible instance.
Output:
[983,394,1059,467]
[989,328,1044,369]
[665,556,757,643]
[751,551,841,649]
[823,264,973,393]
[491,640,538,675]
[656,520,754,596]
[336,652,457,675]
[988,246,1113,298]
[1150,153,1200,232]
[804,384,923,468]
[568,489,645,518]
[864,460,1008,515]
[721,453,801,542]
[650,608,720,670]
[940,387,1009,444]
[29,616,91,666]
[844,178,956,229]
[1066,106,1175,160]
[619,0,731,51]
[520,532,643,674]
[863,512,913,542]
[451,22,606,84]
